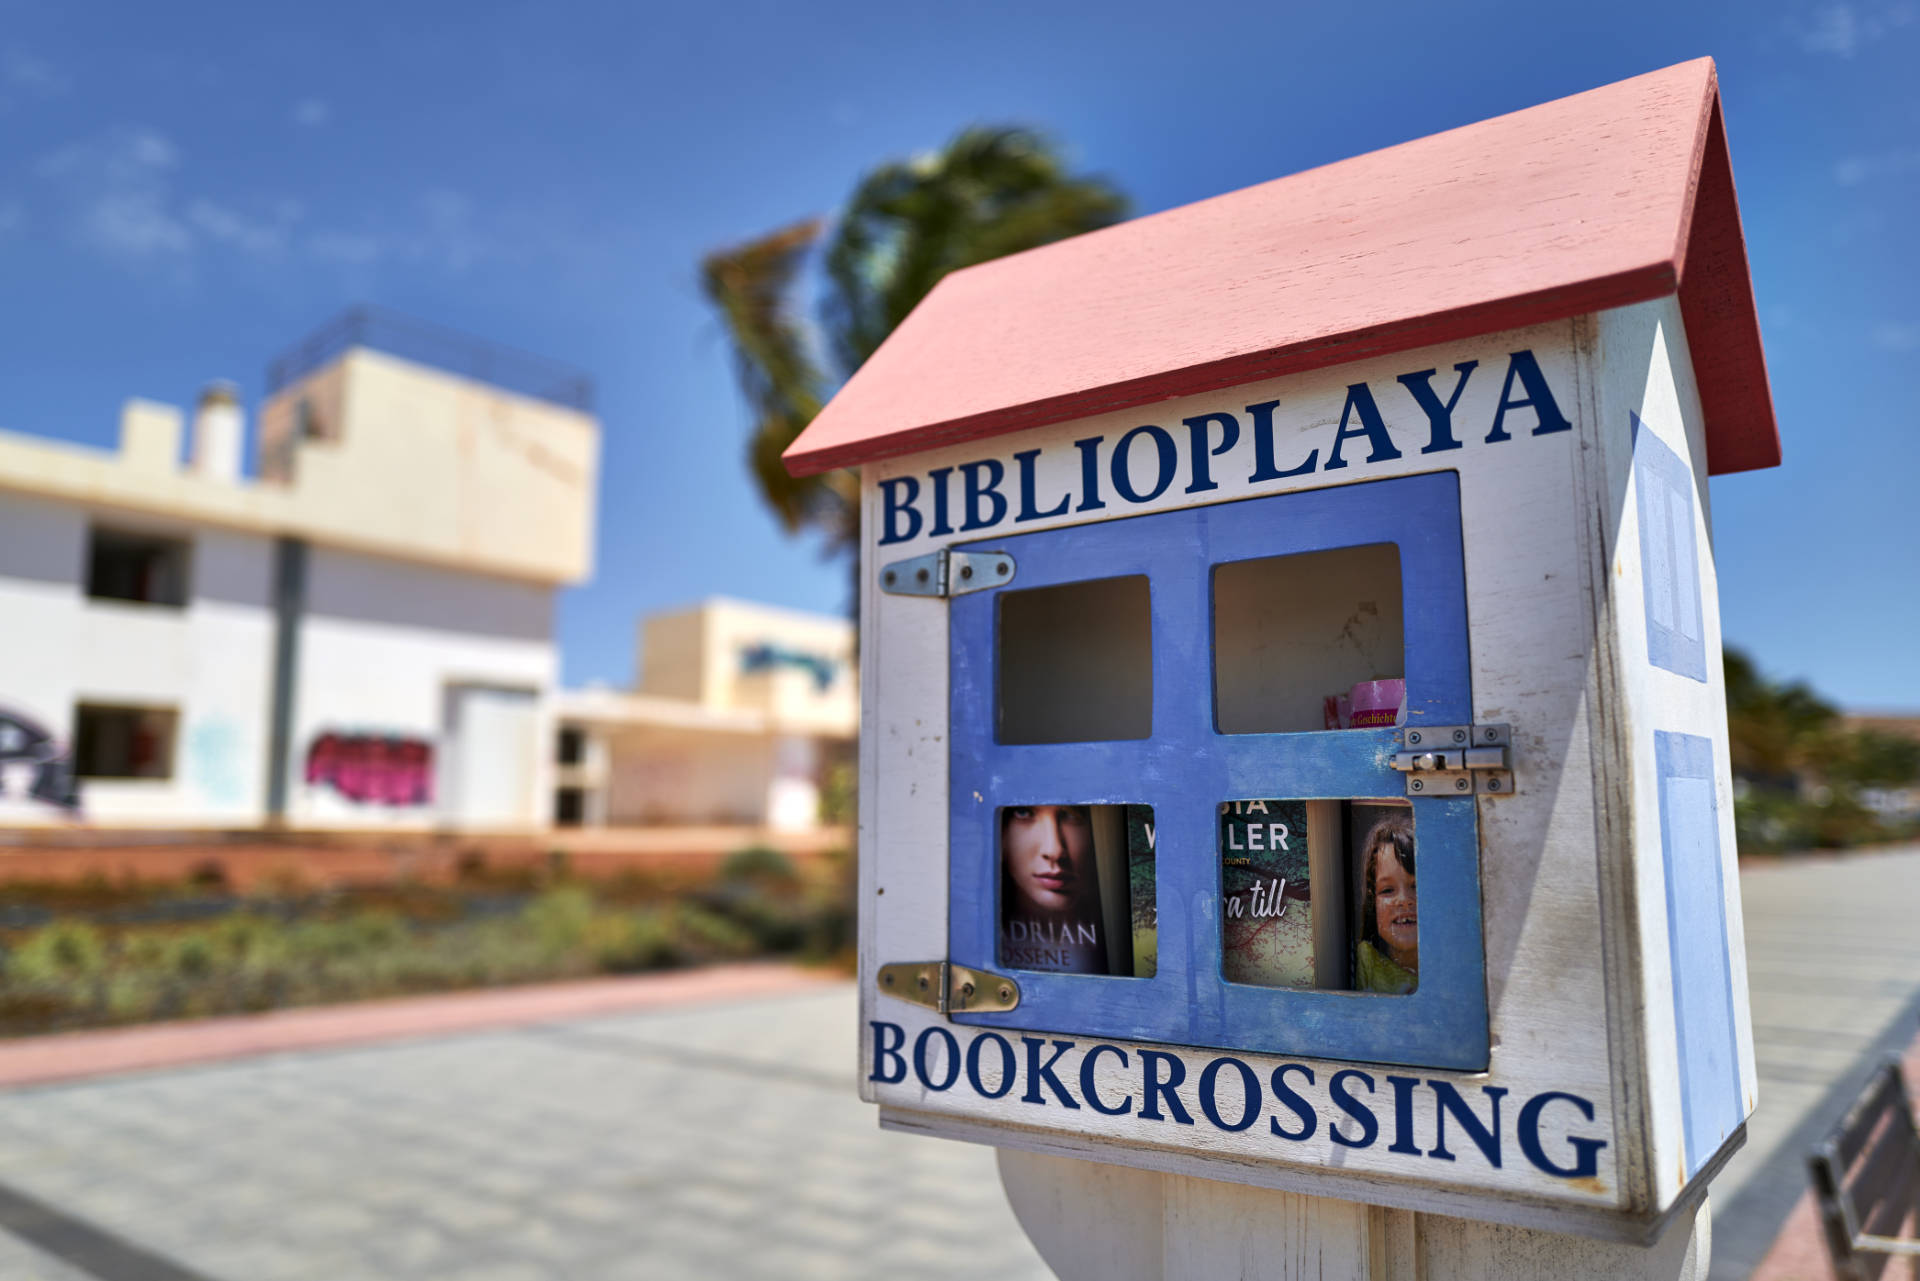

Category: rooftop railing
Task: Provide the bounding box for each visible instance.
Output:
[264,306,595,413]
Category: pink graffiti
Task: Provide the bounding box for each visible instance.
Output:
[304,732,434,806]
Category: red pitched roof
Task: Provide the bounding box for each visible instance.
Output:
[784,58,1778,478]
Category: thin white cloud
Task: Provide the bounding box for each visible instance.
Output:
[38,127,178,184]
[1795,2,1917,55]
[418,188,490,272]
[3,48,69,98]
[187,198,300,258]
[37,128,190,260]
[85,192,192,257]
[1872,323,1920,351]
[1835,147,1920,184]
[307,229,383,264]
[293,98,330,127]
[34,127,519,279]
[0,200,24,236]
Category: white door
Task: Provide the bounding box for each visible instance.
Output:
[444,685,538,827]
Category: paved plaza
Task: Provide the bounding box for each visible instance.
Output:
[0,846,1915,1280]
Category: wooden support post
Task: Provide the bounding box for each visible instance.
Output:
[997,1149,1710,1281]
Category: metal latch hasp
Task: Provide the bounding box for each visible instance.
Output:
[1390,723,1516,797]
[877,961,1021,1014]
[878,549,1015,597]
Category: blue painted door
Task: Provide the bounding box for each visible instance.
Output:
[949,472,1489,1070]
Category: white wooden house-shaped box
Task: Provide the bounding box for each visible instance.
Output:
[783,59,1781,1243]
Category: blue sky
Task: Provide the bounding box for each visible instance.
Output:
[1,0,1914,708]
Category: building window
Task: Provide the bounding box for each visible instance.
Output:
[556,726,586,766]
[295,397,331,441]
[73,705,178,779]
[555,787,586,826]
[86,528,190,607]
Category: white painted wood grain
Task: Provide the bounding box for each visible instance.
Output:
[995,1147,1711,1279]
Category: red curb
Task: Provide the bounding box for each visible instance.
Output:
[1749,1027,1920,1280]
[0,963,841,1090]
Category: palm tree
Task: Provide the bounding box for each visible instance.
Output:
[701,127,1128,565]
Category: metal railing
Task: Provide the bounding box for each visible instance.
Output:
[264,305,595,412]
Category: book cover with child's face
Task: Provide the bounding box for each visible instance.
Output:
[1219,799,1314,988]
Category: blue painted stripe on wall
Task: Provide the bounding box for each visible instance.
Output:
[948,471,1488,1071]
[1655,730,1743,1177]
[1633,415,1708,683]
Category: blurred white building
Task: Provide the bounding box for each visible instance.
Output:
[0,309,599,832]
[0,310,856,838]
[554,598,856,832]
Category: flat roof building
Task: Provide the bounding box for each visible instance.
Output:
[0,309,599,831]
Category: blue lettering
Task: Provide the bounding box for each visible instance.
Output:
[1021,1038,1081,1109]
[1139,1050,1195,1124]
[927,466,954,536]
[1397,361,1478,455]
[869,1020,907,1083]
[1323,383,1402,471]
[1182,411,1240,494]
[912,1027,960,1092]
[1386,1075,1423,1154]
[1486,349,1572,442]
[1198,1056,1261,1132]
[1080,1044,1133,1116]
[1014,448,1070,523]
[878,478,922,546]
[1518,1091,1607,1178]
[1245,399,1317,483]
[1429,1080,1508,1167]
[1328,1069,1379,1148]
[1111,424,1177,504]
[1073,436,1107,511]
[965,1032,1017,1099]
[1268,1064,1317,1141]
[960,460,1007,531]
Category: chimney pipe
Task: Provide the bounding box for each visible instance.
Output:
[190,381,245,482]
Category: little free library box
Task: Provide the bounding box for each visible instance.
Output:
[783,58,1780,1243]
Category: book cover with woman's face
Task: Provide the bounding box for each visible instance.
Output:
[1000,804,1109,974]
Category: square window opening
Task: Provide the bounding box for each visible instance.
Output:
[997,575,1151,744]
[74,704,178,780]
[1213,544,1403,734]
[999,804,1156,978]
[1220,798,1417,994]
[86,528,190,608]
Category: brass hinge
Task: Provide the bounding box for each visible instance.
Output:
[1390,723,1516,797]
[877,961,1021,1014]
[878,549,1015,597]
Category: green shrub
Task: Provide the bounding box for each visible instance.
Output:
[167,931,219,980]
[210,914,284,966]
[524,886,595,953]
[720,846,797,884]
[583,912,665,972]
[673,903,758,959]
[8,921,107,982]
[347,909,408,951]
[121,933,171,972]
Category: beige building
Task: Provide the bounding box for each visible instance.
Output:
[0,308,598,830]
[555,599,856,831]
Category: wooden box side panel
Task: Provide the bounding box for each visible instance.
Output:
[1592,297,1759,1210]
[856,320,1630,1221]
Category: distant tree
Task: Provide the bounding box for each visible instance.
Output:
[1723,647,1840,791]
[701,127,1128,567]
[1724,646,1920,851]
